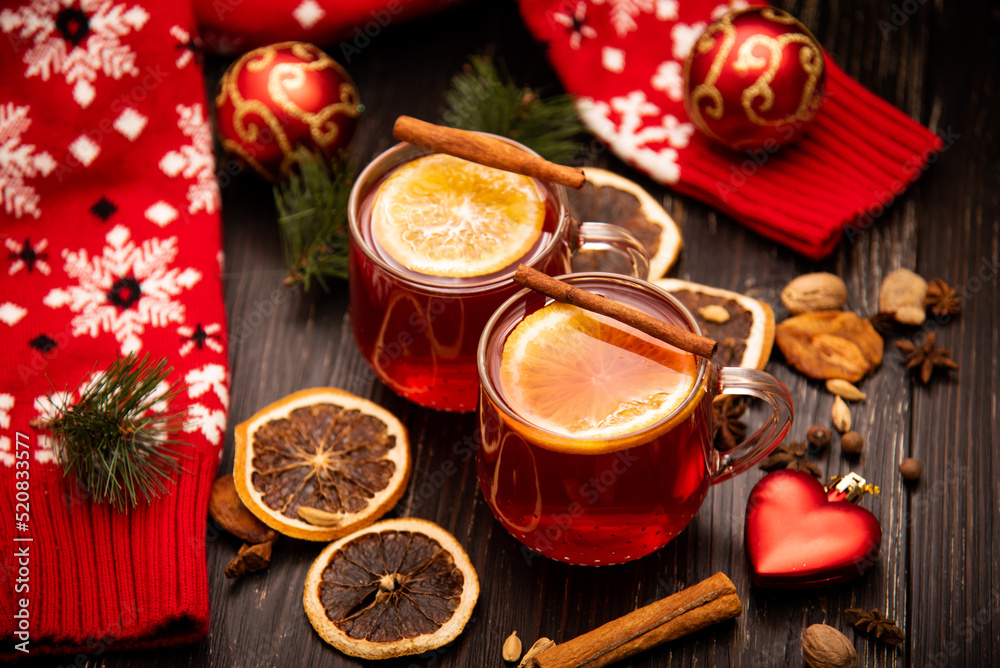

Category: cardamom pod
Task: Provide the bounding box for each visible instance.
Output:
[297,506,343,527]
[831,396,851,433]
[502,631,522,662]
[825,379,867,401]
[698,304,731,323]
[518,638,556,667]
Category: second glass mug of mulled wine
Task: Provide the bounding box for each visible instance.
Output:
[348,137,649,412]
[476,273,794,565]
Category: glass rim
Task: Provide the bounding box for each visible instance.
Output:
[347,135,571,295]
[476,272,712,446]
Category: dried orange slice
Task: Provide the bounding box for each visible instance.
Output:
[498,302,698,445]
[655,278,776,370]
[567,167,682,279]
[304,518,479,659]
[233,388,410,542]
[371,153,546,277]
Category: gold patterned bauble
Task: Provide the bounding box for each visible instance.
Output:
[683,7,825,151]
[215,42,362,181]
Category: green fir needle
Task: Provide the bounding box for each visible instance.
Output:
[35,353,189,512]
[274,150,357,292]
[441,55,586,164]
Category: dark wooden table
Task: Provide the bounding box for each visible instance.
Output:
[97,0,1000,665]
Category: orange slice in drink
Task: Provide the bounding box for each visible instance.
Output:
[498,303,699,443]
[371,153,546,277]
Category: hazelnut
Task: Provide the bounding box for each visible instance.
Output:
[841,431,864,455]
[900,457,922,482]
[807,425,832,451]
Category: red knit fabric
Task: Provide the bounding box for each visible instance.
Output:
[191,0,465,55]
[518,0,943,259]
[1,0,227,658]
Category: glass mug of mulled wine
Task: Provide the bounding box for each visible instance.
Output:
[476,273,794,565]
[348,138,649,412]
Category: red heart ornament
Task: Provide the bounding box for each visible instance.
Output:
[745,470,881,588]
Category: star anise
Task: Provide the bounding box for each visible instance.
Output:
[867,311,898,336]
[759,440,821,478]
[924,278,962,317]
[895,332,959,383]
[712,395,747,451]
[845,608,906,645]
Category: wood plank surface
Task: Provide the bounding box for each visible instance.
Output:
[40,0,996,666]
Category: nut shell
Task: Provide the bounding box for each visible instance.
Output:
[781,273,848,314]
[802,624,858,668]
[879,269,927,325]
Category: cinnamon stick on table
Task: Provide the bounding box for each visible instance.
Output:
[529,572,741,668]
[393,116,586,189]
[513,264,718,360]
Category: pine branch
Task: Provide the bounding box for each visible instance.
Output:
[442,56,586,164]
[33,354,189,512]
[275,150,356,292]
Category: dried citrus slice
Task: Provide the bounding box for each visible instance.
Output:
[304,518,479,659]
[567,167,682,278]
[233,388,410,541]
[654,278,776,370]
[371,153,546,277]
[498,302,698,444]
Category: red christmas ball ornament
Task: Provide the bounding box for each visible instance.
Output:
[215,41,361,181]
[745,470,881,589]
[683,7,825,151]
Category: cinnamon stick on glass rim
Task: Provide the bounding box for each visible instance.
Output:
[513,264,718,359]
[393,116,586,189]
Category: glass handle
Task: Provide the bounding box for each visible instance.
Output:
[712,366,794,484]
[575,221,650,280]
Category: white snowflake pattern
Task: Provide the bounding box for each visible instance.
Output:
[6,237,51,275]
[651,60,684,102]
[32,391,69,464]
[0,0,149,108]
[159,104,219,215]
[178,322,224,356]
[711,0,749,20]
[596,0,655,38]
[602,46,625,73]
[169,25,195,69]
[0,393,13,467]
[186,363,229,408]
[552,2,598,49]
[671,22,707,61]
[0,302,28,326]
[656,0,678,20]
[43,224,202,354]
[578,92,695,184]
[292,0,325,30]
[0,103,56,219]
[183,363,228,447]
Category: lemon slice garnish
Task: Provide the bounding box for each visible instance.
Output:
[371,153,546,277]
[499,303,698,442]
